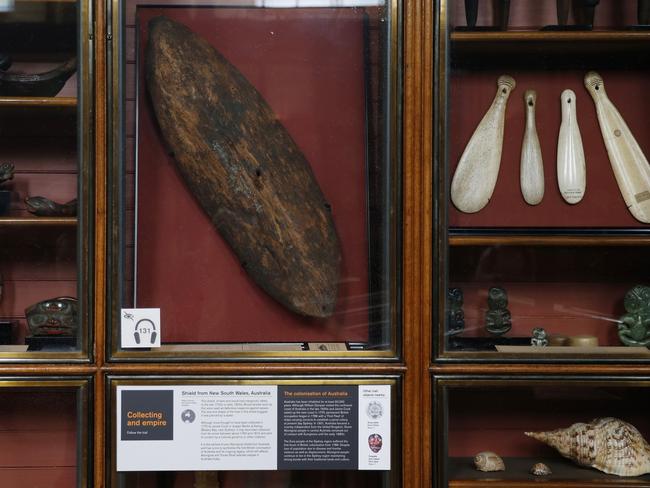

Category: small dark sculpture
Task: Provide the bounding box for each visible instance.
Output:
[25,296,77,336]
[547,0,599,30]
[0,162,14,185]
[485,287,511,335]
[531,327,548,347]
[0,162,15,216]
[25,196,77,217]
[618,285,650,347]
[447,288,465,336]
[0,53,10,72]
[0,57,76,97]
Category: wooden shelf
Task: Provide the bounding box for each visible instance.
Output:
[0,216,76,227]
[449,457,650,487]
[451,30,650,44]
[450,31,650,63]
[0,97,76,108]
[449,234,650,247]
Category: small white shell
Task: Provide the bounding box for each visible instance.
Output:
[530,462,552,476]
[474,451,505,472]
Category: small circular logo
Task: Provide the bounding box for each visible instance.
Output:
[181,409,196,423]
[614,129,622,137]
[366,401,383,419]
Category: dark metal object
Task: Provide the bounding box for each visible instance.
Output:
[25,196,77,217]
[485,286,512,335]
[640,0,650,24]
[0,57,76,97]
[0,53,10,71]
[0,163,15,216]
[465,0,479,28]
[497,0,511,30]
[146,17,341,318]
[618,285,650,347]
[447,288,465,336]
[25,296,77,337]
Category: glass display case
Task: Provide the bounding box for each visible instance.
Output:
[434,0,650,361]
[0,0,93,358]
[108,376,400,487]
[0,378,91,487]
[434,376,650,487]
[107,0,402,359]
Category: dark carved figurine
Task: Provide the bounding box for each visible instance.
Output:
[0,162,14,185]
[618,285,650,347]
[447,288,465,336]
[146,17,341,318]
[0,162,14,216]
[463,0,510,30]
[485,287,512,335]
[25,297,77,337]
[0,57,76,97]
[25,196,77,217]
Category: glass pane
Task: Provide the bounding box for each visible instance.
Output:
[438,0,650,359]
[438,379,650,485]
[110,0,400,358]
[0,0,89,356]
[0,383,87,487]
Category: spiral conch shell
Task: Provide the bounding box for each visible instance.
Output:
[525,418,650,477]
[473,451,505,472]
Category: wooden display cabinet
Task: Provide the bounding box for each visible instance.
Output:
[435,0,650,361]
[0,0,93,358]
[431,1,650,487]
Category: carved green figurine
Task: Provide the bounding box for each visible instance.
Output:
[618,285,650,347]
[485,287,511,336]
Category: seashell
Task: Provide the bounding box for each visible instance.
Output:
[525,417,650,477]
[473,451,505,472]
[530,462,552,476]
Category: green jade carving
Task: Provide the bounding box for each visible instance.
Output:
[485,286,512,336]
[618,285,650,347]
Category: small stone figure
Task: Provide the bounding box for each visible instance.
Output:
[447,288,465,336]
[485,287,511,335]
[618,285,650,347]
[531,327,548,347]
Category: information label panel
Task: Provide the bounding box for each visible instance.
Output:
[116,384,391,471]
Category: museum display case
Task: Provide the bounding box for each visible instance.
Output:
[105,0,403,360]
[434,376,650,487]
[0,0,93,358]
[107,376,400,487]
[0,378,91,487]
[434,0,650,361]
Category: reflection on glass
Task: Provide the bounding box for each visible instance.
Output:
[0,0,82,354]
[115,0,398,355]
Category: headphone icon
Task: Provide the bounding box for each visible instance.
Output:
[134,319,157,344]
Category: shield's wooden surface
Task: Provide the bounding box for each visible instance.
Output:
[145,16,341,318]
